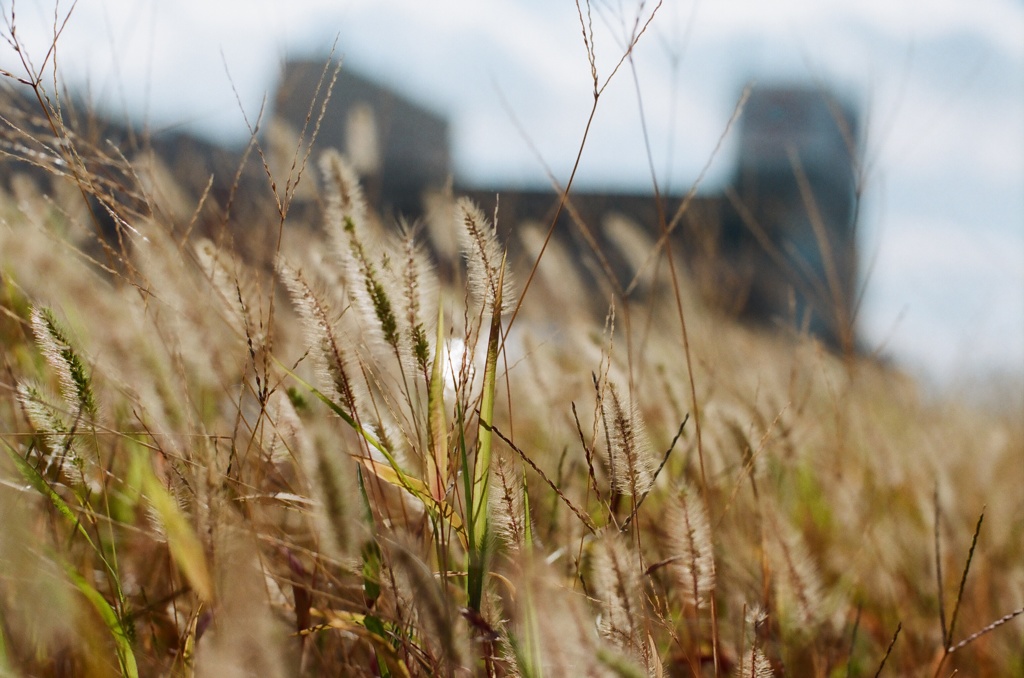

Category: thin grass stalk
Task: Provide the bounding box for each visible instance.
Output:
[482,417,597,533]
[639,89,752,674]
[873,622,901,678]
[844,605,862,678]
[946,510,984,647]
[932,510,987,677]
[788,147,855,356]
[655,141,720,675]
[505,0,660,331]
[933,485,948,643]
[510,556,544,678]
[521,464,534,555]
[947,606,1024,654]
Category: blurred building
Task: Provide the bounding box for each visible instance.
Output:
[720,85,861,351]
[463,84,862,351]
[0,60,861,350]
[272,60,451,218]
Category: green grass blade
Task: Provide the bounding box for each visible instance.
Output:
[0,610,11,677]
[467,256,505,612]
[138,460,213,603]
[513,576,544,678]
[426,304,448,502]
[521,466,533,555]
[362,614,393,678]
[64,564,139,678]
[2,439,100,551]
[595,647,648,678]
[4,442,136,676]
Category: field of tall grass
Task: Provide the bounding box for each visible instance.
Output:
[1,4,1022,677]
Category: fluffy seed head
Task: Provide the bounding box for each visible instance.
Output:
[666,485,716,609]
[319,151,405,358]
[17,382,80,477]
[395,221,436,376]
[490,451,530,553]
[735,648,774,678]
[320,149,367,233]
[193,238,257,341]
[600,381,655,497]
[456,198,513,314]
[772,523,826,633]
[590,535,651,668]
[30,306,97,421]
[277,258,356,410]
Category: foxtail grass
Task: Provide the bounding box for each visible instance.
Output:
[0,6,1021,673]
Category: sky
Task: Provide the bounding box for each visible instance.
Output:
[2,0,1023,396]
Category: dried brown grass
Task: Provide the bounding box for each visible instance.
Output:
[0,4,1022,677]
